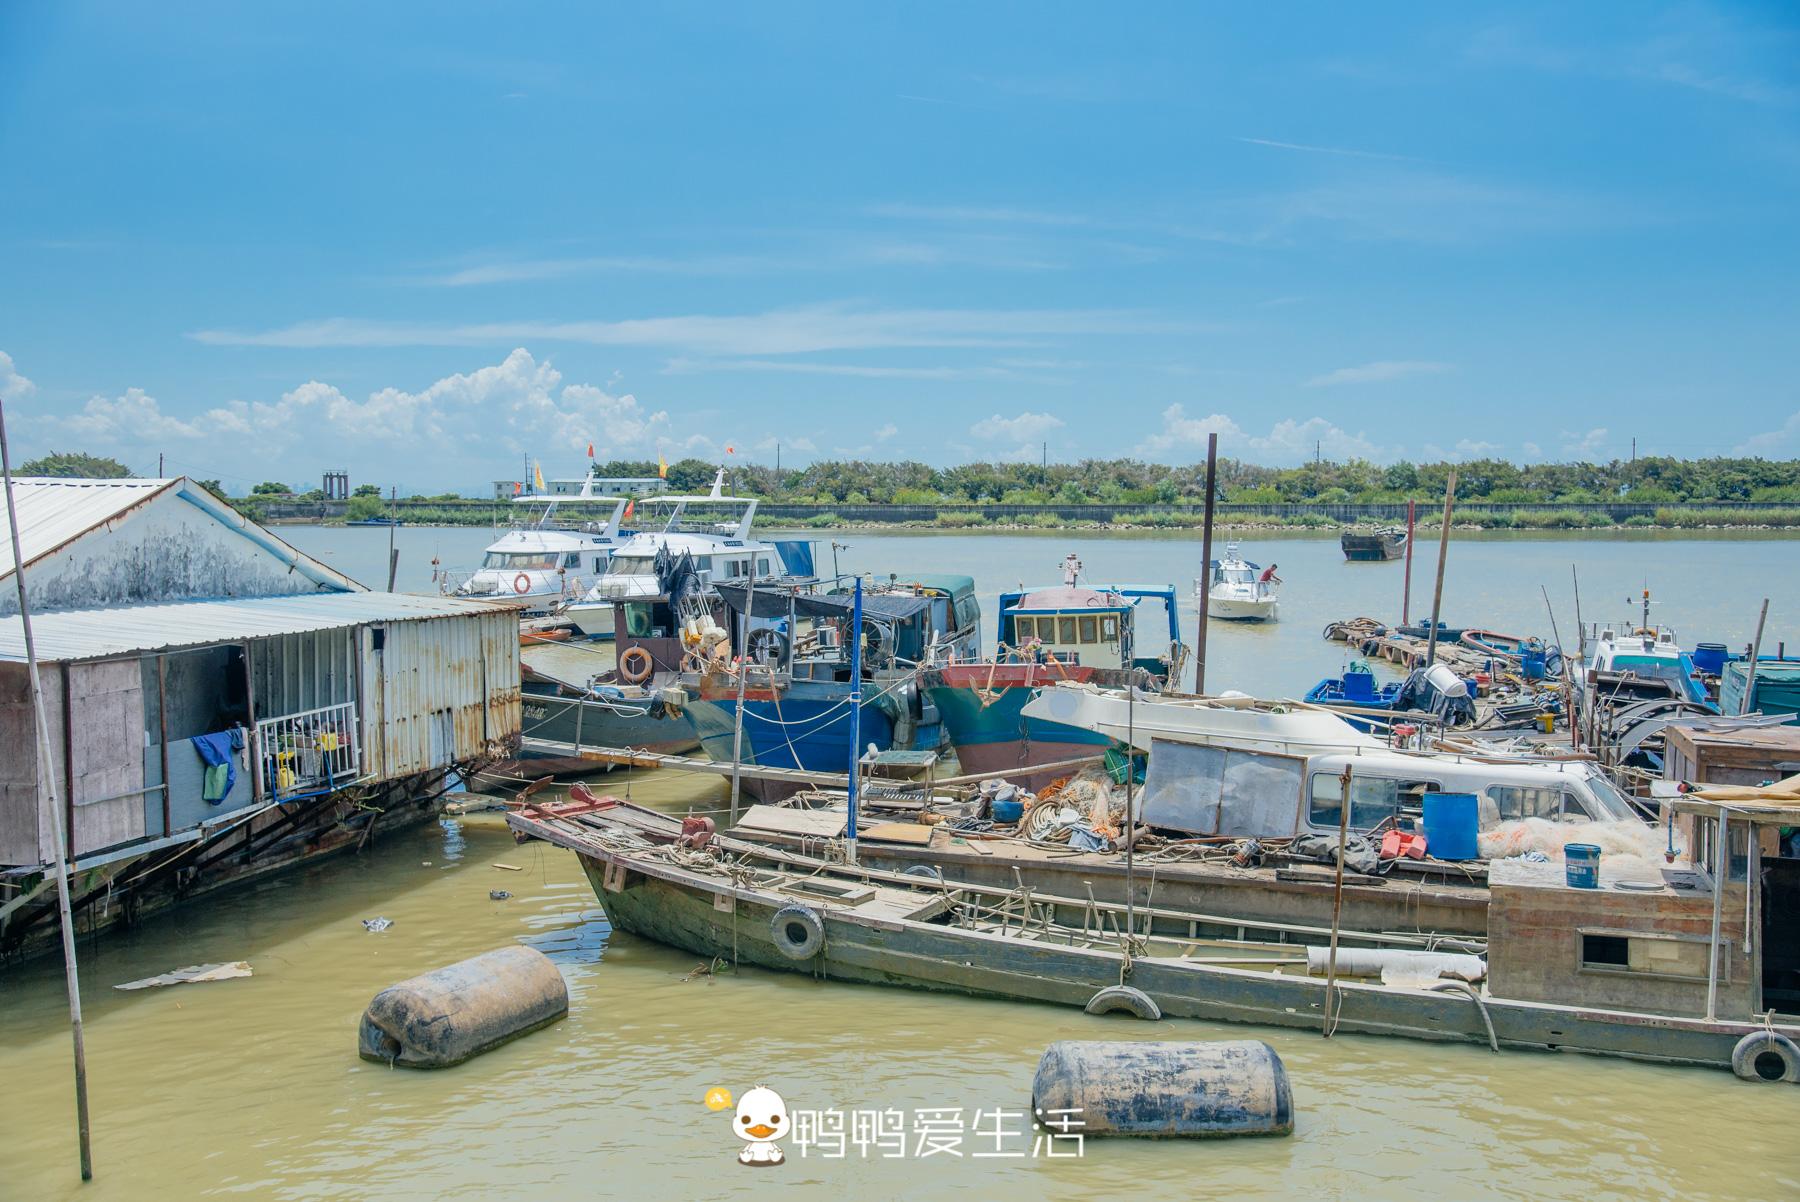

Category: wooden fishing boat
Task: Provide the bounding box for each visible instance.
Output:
[509,795,1800,1078]
[1339,527,1407,561]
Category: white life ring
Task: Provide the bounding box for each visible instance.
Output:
[512,573,531,595]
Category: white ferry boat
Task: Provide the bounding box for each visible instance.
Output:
[451,478,631,615]
[561,469,810,637]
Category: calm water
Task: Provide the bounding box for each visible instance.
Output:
[5,527,1799,1200]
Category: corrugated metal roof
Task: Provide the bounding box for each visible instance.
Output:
[0,477,171,577]
[0,475,362,593]
[0,592,521,663]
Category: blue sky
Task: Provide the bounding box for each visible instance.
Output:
[1,2,1796,492]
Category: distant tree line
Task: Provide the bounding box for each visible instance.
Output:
[593,455,1800,506]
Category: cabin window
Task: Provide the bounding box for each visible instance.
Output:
[1487,784,1575,822]
[1100,616,1119,641]
[758,557,771,575]
[1078,615,1098,643]
[955,596,980,630]
[1309,776,1439,831]
[562,553,581,568]
[1579,930,1713,981]
[1058,617,1078,644]
[1013,617,1034,641]
[482,551,559,569]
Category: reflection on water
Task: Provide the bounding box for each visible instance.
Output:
[6,528,1800,1199]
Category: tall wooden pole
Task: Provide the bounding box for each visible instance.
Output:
[846,576,864,864]
[0,398,94,1180]
[1193,433,1218,694]
[1423,471,1458,667]
[1322,763,1353,1037]
[1401,498,1416,625]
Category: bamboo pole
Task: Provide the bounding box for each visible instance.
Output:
[1322,763,1353,1037]
[1423,470,1458,667]
[0,397,94,1179]
[1193,432,1218,694]
[1123,671,1136,979]
[1740,599,1770,716]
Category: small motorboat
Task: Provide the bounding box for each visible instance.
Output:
[1303,662,1403,732]
[1198,544,1279,622]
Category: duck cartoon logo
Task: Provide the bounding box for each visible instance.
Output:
[728,1085,790,1167]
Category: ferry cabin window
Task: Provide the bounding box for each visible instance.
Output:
[563,553,581,568]
[758,557,771,575]
[1100,615,1119,641]
[482,551,558,569]
[1013,616,1035,641]
[606,555,655,576]
[1059,617,1078,644]
[1078,615,1098,643]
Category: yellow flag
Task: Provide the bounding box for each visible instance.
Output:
[657,453,668,479]
[533,461,546,493]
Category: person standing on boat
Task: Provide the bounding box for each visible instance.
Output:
[1259,563,1281,585]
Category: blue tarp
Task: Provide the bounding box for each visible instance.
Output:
[772,539,815,577]
[190,728,244,804]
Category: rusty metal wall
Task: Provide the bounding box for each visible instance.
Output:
[359,611,521,782]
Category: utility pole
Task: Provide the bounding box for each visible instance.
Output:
[0,397,95,1181]
[1042,440,1047,468]
[1424,470,1459,667]
[1631,437,1636,464]
[158,452,164,477]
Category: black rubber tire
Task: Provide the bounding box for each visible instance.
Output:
[1731,1031,1800,1083]
[770,904,825,961]
[1084,985,1162,1020]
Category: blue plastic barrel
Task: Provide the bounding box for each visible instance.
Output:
[1693,643,1728,676]
[1565,843,1601,889]
[1421,792,1480,861]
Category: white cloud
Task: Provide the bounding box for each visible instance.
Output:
[1453,439,1503,458]
[190,304,1144,356]
[1559,427,1611,459]
[1739,411,1800,455]
[34,349,672,482]
[1237,137,1417,162]
[1139,404,1387,462]
[874,423,898,442]
[1305,360,1453,387]
[1522,441,1543,459]
[663,357,1014,380]
[423,254,779,287]
[970,412,1065,443]
[0,351,35,402]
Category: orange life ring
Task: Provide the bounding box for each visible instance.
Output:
[512,573,532,595]
[619,646,654,685]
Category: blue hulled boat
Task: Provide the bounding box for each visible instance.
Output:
[1302,662,1403,732]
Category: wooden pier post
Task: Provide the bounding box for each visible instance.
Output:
[1193,432,1218,694]
[1401,498,1416,625]
[0,397,95,1180]
[1423,471,1458,667]
[728,555,759,823]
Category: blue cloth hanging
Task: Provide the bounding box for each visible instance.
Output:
[190,730,240,803]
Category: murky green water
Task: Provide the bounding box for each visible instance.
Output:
[5,528,1799,1199]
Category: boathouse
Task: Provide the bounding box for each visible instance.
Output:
[0,477,521,958]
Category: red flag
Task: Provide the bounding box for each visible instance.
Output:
[513,481,521,495]
[622,498,635,522]
[587,441,594,458]
[725,444,735,455]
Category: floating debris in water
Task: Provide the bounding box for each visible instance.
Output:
[681,957,731,982]
[362,917,393,932]
[489,890,512,901]
[492,862,524,872]
[115,961,253,990]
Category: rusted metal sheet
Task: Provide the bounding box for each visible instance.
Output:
[360,609,520,783]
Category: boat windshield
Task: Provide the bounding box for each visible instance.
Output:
[1580,772,1642,823]
[1608,654,1686,683]
[1216,568,1256,584]
[606,556,657,577]
[481,551,558,569]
